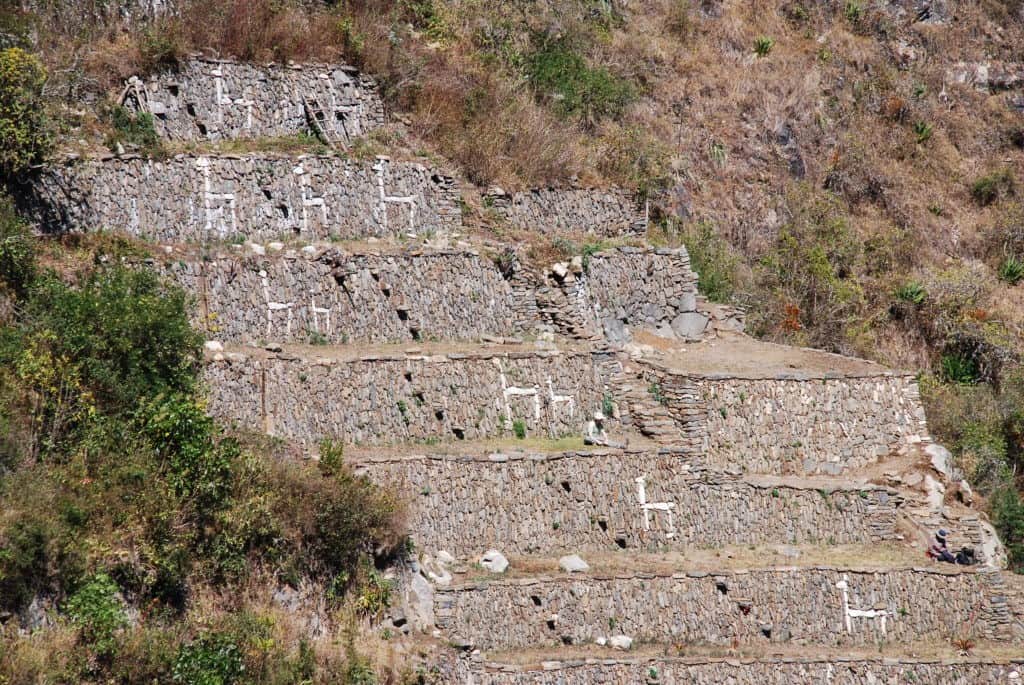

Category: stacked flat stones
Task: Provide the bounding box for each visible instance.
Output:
[29,58,1024,684]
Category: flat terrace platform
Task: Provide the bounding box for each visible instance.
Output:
[637,332,904,379]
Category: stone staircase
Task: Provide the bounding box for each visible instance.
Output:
[28,57,1024,683]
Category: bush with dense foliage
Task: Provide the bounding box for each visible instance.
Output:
[0,215,405,682]
[0,47,49,177]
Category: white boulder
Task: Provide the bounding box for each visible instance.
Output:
[559,554,590,573]
[480,550,509,574]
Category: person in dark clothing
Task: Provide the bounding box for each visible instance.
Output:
[928,529,956,564]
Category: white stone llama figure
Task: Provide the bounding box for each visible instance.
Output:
[211,67,254,130]
[372,157,417,235]
[835,574,889,635]
[499,372,540,424]
[260,270,294,339]
[546,377,576,420]
[195,157,237,240]
[316,71,365,141]
[308,288,332,337]
[636,476,676,539]
[292,163,327,237]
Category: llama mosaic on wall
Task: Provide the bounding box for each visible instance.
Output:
[121,59,386,143]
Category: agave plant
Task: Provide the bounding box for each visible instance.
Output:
[999,256,1024,285]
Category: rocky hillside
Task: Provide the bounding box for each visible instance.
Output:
[1,0,1023,683]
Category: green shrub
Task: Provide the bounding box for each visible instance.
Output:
[401,0,451,42]
[681,221,740,303]
[318,438,345,476]
[355,568,392,618]
[920,368,1024,571]
[138,25,184,71]
[844,1,864,22]
[756,186,864,348]
[343,637,377,685]
[991,487,1024,572]
[140,394,235,513]
[172,632,244,685]
[972,169,1015,206]
[311,467,402,588]
[512,418,527,440]
[66,573,127,659]
[895,281,926,305]
[105,105,161,155]
[941,352,980,385]
[0,518,49,613]
[0,194,34,297]
[17,268,201,413]
[526,39,634,125]
[580,242,606,272]
[754,36,774,57]
[708,140,727,166]
[998,256,1024,285]
[913,121,933,144]
[0,47,50,178]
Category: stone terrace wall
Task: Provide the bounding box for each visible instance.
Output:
[470,657,1024,685]
[22,0,174,22]
[205,349,609,446]
[698,374,928,475]
[22,154,460,243]
[435,567,1008,651]
[485,187,646,237]
[158,245,703,345]
[357,450,902,557]
[585,247,701,341]
[526,247,701,343]
[161,248,519,344]
[125,59,385,142]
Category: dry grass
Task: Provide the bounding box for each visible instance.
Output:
[460,543,926,583]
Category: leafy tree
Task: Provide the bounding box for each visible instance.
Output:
[0,47,50,178]
[18,268,201,413]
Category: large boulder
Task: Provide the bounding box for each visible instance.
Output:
[480,549,509,574]
[671,311,709,340]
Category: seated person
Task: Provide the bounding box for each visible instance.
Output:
[927,529,956,564]
[583,411,624,448]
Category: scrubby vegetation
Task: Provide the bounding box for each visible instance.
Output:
[0,46,50,176]
[9,0,1024,567]
[0,0,1023,673]
[0,205,406,681]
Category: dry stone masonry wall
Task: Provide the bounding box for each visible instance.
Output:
[356,449,903,557]
[586,247,702,341]
[532,247,702,343]
[153,245,704,346]
[435,567,1008,652]
[640,369,927,475]
[160,248,520,344]
[23,154,460,242]
[469,657,1024,685]
[485,187,647,237]
[123,58,385,143]
[205,349,610,446]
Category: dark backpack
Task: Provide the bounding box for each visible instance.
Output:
[955,547,977,566]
